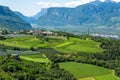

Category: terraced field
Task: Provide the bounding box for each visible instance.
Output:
[59,62,120,80]
[20,54,51,63]
[55,37,103,53]
[0,36,103,53]
[0,36,65,49]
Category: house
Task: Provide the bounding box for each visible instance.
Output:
[27,30,34,35]
[12,54,20,60]
[13,32,17,34]
[12,54,19,57]
[0,31,3,35]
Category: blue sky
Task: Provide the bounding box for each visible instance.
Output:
[0,0,120,16]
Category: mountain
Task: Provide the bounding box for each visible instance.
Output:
[0,5,32,31]
[15,12,35,24]
[35,0,120,27]
[34,8,48,19]
[15,8,48,24]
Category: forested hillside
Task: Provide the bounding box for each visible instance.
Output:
[0,5,32,30]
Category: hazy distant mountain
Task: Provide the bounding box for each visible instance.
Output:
[34,8,48,19]
[0,5,32,31]
[15,11,35,24]
[35,0,120,27]
[15,8,48,24]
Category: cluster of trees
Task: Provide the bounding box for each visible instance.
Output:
[36,35,50,43]
[0,36,6,40]
[0,55,76,80]
[53,31,75,37]
[91,37,120,77]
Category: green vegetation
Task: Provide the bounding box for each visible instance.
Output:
[59,62,119,80]
[0,56,75,80]
[0,35,103,53]
[0,32,120,80]
[95,74,120,80]
[55,37,103,53]
[20,54,51,63]
[0,36,40,48]
[0,5,32,31]
[0,36,64,49]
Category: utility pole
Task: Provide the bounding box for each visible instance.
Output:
[88,27,90,35]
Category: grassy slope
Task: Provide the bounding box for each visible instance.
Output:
[59,62,120,80]
[20,54,51,63]
[0,36,43,48]
[55,37,103,53]
[0,36,65,48]
[0,36,103,53]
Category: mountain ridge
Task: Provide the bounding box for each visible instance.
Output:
[0,5,32,31]
[15,11,35,24]
[13,0,120,30]
[33,1,120,27]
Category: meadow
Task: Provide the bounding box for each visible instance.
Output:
[59,62,120,80]
[0,35,103,53]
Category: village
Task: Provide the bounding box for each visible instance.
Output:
[0,29,59,36]
[0,29,120,39]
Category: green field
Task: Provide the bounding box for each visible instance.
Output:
[59,62,120,80]
[20,54,51,63]
[55,37,103,53]
[0,36,103,53]
[0,36,65,48]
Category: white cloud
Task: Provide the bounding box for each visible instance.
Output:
[36,0,96,8]
[36,2,61,8]
[36,0,120,8]
[99,0,106,2]
[112,0,120,2]
[99,0,120,2]
[64,0,95,7]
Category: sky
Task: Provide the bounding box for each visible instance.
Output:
[0,0,120,16]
